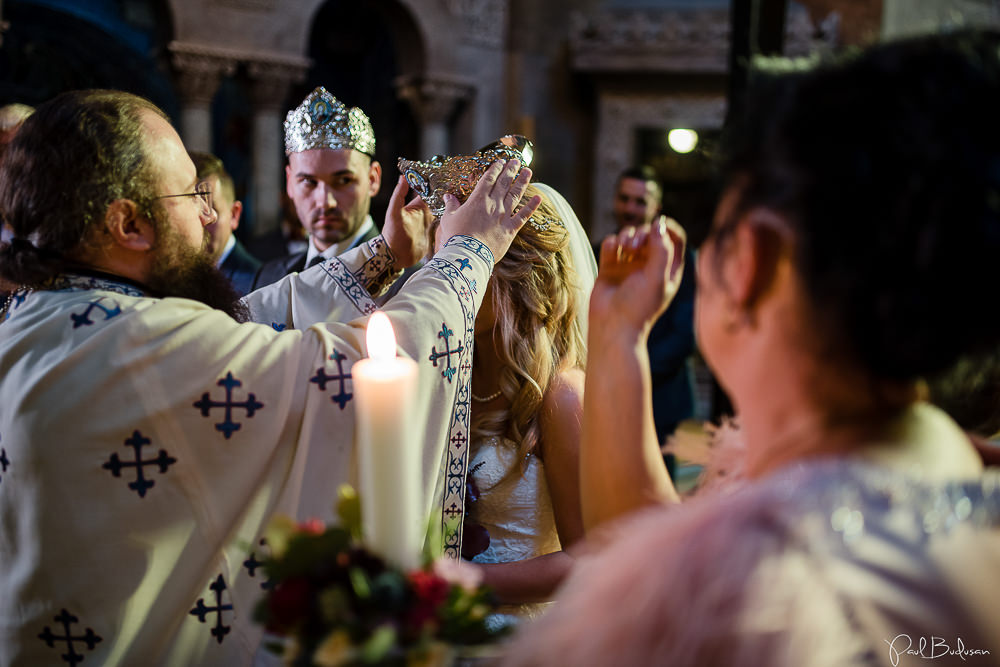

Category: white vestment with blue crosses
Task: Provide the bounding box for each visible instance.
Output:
[0,234,488,666]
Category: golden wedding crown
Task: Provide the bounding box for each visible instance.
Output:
[397,135,562,231]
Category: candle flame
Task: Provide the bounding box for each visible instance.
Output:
[366,311,397,362]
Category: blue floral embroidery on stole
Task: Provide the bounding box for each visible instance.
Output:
[425,253,481,559]
[324,257,378,316]
[443,235,494,267]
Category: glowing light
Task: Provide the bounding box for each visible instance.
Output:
[366,312,397,362]
[668,129,699,154]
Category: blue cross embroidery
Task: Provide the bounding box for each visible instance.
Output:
[429,322,465,383]
[450,432,467,449]
[189,574,233,644]
[244,538,273,590]
[469,278,478,294]
[309,349,353,409]
[70,297,121,329]
[193,372,264,439]
[102,430,176,498]
[270,322,286,332]
[0,445,8,485]
[37,609,102,666]
[444,502,463,519]
[456,258,472,272]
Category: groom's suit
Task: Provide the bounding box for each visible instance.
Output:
[250,225,379,292]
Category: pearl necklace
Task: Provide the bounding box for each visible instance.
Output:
[470,388,502,402]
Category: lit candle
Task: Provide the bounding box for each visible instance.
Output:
[353,311,421,570]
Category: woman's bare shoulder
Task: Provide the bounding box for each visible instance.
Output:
[542,366,585,418]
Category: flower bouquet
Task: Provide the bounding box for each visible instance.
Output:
[254,486,508,666]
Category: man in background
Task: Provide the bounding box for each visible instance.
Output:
[189,150,261,296]
[251,87,383,289]
[603,166,698,452]
[614,165,663,229]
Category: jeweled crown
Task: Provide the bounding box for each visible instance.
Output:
[284,87,376,157]
[397,136,560,231]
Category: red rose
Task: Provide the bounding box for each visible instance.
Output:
[406,570,450,632]
[267,576,312,633]
[298,518,325,535]
[409,570,449,607]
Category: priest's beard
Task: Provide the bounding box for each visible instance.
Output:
[145,217,250,323]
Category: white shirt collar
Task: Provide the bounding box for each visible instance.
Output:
[215,234,237,267]
[304,215,375,265]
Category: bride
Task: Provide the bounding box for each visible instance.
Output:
[463,182,596,623]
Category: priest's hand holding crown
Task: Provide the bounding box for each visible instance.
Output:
[384,157,539,269]
[395,135,543,265]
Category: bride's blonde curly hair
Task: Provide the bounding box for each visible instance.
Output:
[471,185,586,464]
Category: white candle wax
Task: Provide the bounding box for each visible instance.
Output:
[353,312,421,570]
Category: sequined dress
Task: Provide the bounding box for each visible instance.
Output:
[504,458,1000,666]
[467,436,561,627]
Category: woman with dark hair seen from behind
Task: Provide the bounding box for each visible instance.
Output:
[506,31,1000,666]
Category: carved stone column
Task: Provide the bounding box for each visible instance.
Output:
[247,58,309,240]
[169,42,237,152]
[395,75,474,157]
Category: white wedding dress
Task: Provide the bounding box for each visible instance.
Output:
[467,435,561,629]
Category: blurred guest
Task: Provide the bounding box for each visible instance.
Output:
[601,166,698,455]
[507,31,1000,666]
[189,150,261,296]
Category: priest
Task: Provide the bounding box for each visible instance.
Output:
[0,89,538,666]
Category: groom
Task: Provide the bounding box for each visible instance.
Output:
[251,87,386,289]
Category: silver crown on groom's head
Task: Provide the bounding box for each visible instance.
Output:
[283,87,376,157]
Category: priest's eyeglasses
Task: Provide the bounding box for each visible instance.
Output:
[156,182,214,216]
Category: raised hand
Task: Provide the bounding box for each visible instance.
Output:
[383,176,434,269]
[590,216,687,337]
[436,158,541,263]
